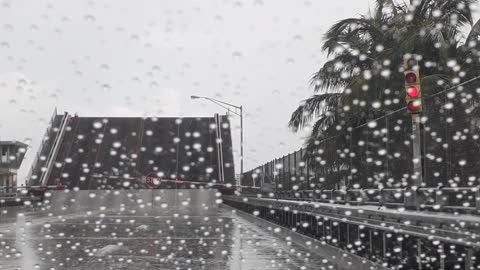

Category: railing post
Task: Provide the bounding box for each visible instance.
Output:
[438,243,445,270]
[282,155,286,192]
[475,185,480,212]
[346,223,351,246]
[466,248,473,270]
[382,232,387,258]
[274,159,278,195]
[293,150,297,191]
[379,188,385,206]
[416,239,422,270]
[287,153,292,191]
[404,186,421,210]
[435,186,446,210]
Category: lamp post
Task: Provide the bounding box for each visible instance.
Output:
[191,95,243,186]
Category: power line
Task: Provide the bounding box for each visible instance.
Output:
[312,75,480,146]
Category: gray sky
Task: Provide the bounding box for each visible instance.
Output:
[1,0,381,184]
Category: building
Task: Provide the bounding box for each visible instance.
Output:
[0,141,27,193]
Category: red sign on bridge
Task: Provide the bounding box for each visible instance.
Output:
[145,172,161,189]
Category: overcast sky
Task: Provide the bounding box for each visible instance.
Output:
[0,0,402,184]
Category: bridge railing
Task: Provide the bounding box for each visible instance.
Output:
[241,186,479,212]
[25,108,59,185]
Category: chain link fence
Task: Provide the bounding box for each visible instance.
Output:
[242,80,480,210]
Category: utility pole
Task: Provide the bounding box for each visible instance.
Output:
[411,114,423,186]
[240,105,243,182]
[191,95,244,188]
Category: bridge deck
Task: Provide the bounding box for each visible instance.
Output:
[0,190,383,270]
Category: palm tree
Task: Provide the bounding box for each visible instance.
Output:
[290,0,480,188]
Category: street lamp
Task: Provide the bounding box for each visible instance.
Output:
[190,95,244,186]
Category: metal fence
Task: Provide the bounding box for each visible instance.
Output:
[242,80,480,210]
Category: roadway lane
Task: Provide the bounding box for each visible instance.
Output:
[0,190,384,270]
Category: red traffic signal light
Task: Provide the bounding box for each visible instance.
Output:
[405,72,417,84]
[407,100,421,112]
[406,87,419,98]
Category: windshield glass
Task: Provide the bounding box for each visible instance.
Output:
[1,1,480,269]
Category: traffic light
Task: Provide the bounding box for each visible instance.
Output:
[403,55,422,113]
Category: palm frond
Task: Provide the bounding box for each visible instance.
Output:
[466,18,480,45]
[289,93,343,131]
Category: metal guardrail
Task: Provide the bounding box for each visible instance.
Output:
[26,108,58,183]
[224,195,480,270]
[240,186,479,213]
[39,112,70,186]
[0,185,57,203]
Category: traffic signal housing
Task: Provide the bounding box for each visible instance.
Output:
[403,55,423,113]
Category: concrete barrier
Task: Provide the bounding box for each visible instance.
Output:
[44,189,220,216]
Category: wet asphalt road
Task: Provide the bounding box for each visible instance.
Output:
[0,190,379,270]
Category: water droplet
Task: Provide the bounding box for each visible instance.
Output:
[286,58,295,64]
[444,102,453,110]
[232,51,243,61]
[233,1,243,8]
[84,14,96,22]
[152,65,161,73]
[432,9,442,17]
[3,24,13,31]
[101,84,111,92]
[367,121,377,128]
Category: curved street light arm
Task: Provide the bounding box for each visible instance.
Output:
[193,95,241,110]
[191,94,244,180]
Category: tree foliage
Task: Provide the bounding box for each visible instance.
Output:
[290,0,480,187]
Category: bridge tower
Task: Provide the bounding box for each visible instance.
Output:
[0,141,27,193]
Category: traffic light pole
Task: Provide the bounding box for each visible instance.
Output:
[406,113,423,209]
[411,114,423,186]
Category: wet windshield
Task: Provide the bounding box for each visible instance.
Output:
[1,1,480,269]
